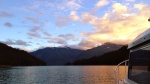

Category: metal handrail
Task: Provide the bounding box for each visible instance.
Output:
[114,59,129,84]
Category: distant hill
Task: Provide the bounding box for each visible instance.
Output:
[30,47,84,65]
[77,42,123,59]
[31,42,123,65]
[66,46,129,65]
[0,42,46,66]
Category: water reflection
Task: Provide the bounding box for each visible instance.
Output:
[80,66,115,84]
[0,68,11,83]
[0,66,126,84]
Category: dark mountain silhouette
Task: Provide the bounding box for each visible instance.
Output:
[77,42,123,59]
[0,42,46,66]
[31,42,123,65]
[30,47,84,65]
[66,46,129,65]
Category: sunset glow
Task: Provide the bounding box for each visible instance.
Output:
[0,0,150,51]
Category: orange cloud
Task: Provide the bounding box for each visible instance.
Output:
[95,0,109,7]
[79,3,150,49]
[70,11,79,21]
[54,11,79,27]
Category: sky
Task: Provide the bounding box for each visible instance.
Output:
[0,0,150,51]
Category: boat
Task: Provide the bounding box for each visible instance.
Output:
[114,19,150,84]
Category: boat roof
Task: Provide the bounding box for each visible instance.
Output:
[128,28,150,49]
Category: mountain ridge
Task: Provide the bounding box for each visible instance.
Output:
[66,46,129,65]
[31,42,123,65]
[0,42,46,66]
[77,42,123,59]
[30,47,84,65]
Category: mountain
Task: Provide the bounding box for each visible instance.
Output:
[77,42,123,59]
[0,42,46,66]
[31,42,123,65]
[30,47,84,65]
[66,46,129,65]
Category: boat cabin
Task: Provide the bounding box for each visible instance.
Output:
[127,28,150,84]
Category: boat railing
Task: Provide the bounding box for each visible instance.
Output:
[114,59,129,84]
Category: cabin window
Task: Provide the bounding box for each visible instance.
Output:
[128,44,150,84]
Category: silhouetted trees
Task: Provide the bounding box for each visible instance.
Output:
[0,42,46,66]
[66,46,129,65]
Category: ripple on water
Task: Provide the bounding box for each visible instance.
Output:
[0,66,126,84]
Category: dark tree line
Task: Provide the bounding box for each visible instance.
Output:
[66,46,130,65]
[0,42,46,66]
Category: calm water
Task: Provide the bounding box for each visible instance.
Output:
[0,66,126,84]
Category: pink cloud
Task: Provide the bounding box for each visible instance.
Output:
[27,32,41,38]
[30,26,41,32]
[25,16,39,23]
[48,37,67,44]
[2,39,30,46]
[43,31,51,37]
[4,22,13,27]
[0,10,14,18]
[80,3,150,47]
[58,34,78,41]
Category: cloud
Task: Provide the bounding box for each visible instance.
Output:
[126,0,135,2]
[20,0,81,27]
[0,10,14,18]
[43,31,51,37]
[44,34,78,46]
[4,22,13,27]
[54,11,79,27]
[48,37,67,45]
[30,26,41,32]
[112,3,127,14]
[27,32,41,38]
[81,12,98,24]
[2,39,30,46]
[20,0,82,16]
[89,0,109,15]
[66,0,82,10]
[78,39,100,50]
[43,33,75,45]
[70,11,79,21]
[58,34,78,41]
[95,0,109,7]
[24,16,39,23]
[46,0,82,11]
[20,1,44,15]
[79,2,150,49]
[24,16,46,26]
[66,39,101,50]
[27,26,43,38]
[55,16,70,27]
